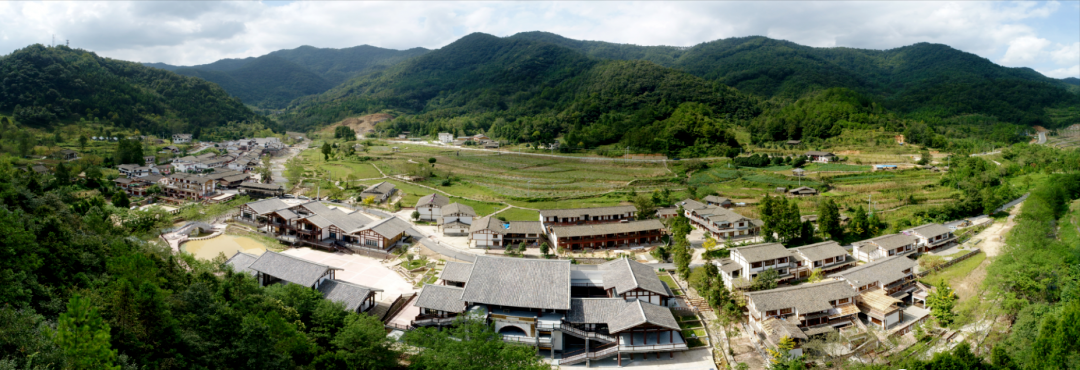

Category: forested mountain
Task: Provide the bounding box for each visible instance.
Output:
[0,44,265,134]
[283,33,759,157]
[145,45,429,108]
[173,56,336,109]
[511,32,1078,127]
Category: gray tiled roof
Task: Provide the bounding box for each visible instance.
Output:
[656,207,679,216]
[859,233,918,250]
[788,186,817,194]
[601,259,669,297]
[549,219,664,238]
[225,251,260,275]
[416,193,450,208]
[246,251,340,287]
[361,181,396,195]
[469,217,544,235]
[414,284,467,313]
[607,300,680,333]
[441,203,476,217]
[904,223,951,238]
[830,255,915,287]
[732,243,790,263]
[320,208,373,233]
[440,262,473,283]
[717,258,742,273]
[296,201,333,215]
[239,182,283,191]
[459,256,571,310]
[701,207,749,223]
[763,318,808,343]
[791,241,847,262]
[539,205,637,219]
[361,217,412,238]
[565,298,629,324]
[245,198,290,215]
[679,199,706,210]
[317,279,382,312]
[744,280,858,314]
[806,151,834,156]
[703,195,732,204]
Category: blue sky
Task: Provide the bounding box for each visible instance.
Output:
[0,1,1076,78]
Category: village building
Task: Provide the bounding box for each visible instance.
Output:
[58,149,79,161]
[805,151,836,163]
[236,198,413,254]
[787,186,819,197]
[162,146,180,154]
[359,181,396,204]
[715,243,795,289]
[655,207,679,219]
[680,199,762,239]
[789,241,855,279]
[538,206,637,228]
[118,164,153,178]
[830,256,919,330]
[31,164,49,174]
[411,256,684,366]
[238,182,284,198]
[852,233,918,262]
[438,132,454,143]
[144,156,155,165]
[227,251,381,314]
[162,173,218,202]
[438,203,476,235]
[548,219,665,250]
[469,216,546,248]
[172,134,192,144]
[703,195,734,208]
[743,281,860,358]
[901,223,956,253]
[415,193,451,221]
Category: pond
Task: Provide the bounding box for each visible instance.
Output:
[181,234,269,260]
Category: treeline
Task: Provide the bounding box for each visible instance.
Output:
[0,156,546,369]
[0,44,273,134]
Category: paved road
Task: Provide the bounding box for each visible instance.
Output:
[419,238,477,263]
[1037,131,1047,145]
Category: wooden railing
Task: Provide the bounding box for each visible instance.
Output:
[536,322,617,343]
[380,293,416,323]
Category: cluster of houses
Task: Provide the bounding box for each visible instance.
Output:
[411,256,687,365]
[237,198,415,254]
[226,250,383,314]
[436,133,501,148]
[715,222,957,357]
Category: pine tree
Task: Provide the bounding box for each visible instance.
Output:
[817,199,842,240]
[926,280,957,326]
[54,295,121,370]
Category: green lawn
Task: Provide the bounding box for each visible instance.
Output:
[318,161,383,180]
[919,251,986,289]
[449,198,504,217]
[658,274,680,291]
[492,207,539,221]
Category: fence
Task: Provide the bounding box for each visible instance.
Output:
[915,248,981,278]
[381,293,417,323]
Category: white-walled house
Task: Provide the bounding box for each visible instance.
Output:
[415,193,450,221]
[852,234,918,262]
[901,223,957,253]
[439,203,476,235]
[830,256,918,330]
[438,132,453,143]
[716,243,794,289]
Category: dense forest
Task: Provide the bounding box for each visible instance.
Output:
[146,45,429,108]
[511,32,1079,127]
[0,45,270,134]
[0,157,547,369]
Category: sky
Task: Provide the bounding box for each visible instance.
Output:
[1,1,1077,78]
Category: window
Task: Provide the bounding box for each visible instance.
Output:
[814,261,823,267]
[766,310,777,316]
[837,298,849,304]
[824,257,834,264]
[365,239,378,247]
[779,308,792,315]
[752,262,763,268]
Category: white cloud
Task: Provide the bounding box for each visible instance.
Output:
[0,1,1074,78]
[1040,64,1080,79]
[1000,36,1052,65]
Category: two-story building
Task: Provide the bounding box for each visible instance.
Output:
[439,203,476,235]
[539,206,638,229]
[788,241,855,279]
[830,256,917,330]
[173,134,192,144]
[681,199,762,239]
[236,198,413,253]
[469,216,547,248]
[852,234,918,262]
[438,132,454,143]
[415,193,450,221]
[743,281,860,358]
[702,195,733,208]
[548,220,665,250]
[901,223,957,253]
[715,243,794,289]
[805,151,836,163]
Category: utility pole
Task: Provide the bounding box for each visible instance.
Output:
[868,194,873,216]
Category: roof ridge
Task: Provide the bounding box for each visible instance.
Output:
[745,279,845,295]
[263,250,342,270]
[324,279,384,291]
[624,259,641,290]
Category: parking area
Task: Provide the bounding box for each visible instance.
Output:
[280,247,415,303]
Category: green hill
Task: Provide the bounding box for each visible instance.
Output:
[146,45,429,108]
[283,33,759,157]
[511,32,1078,126]
[0,44,264,133]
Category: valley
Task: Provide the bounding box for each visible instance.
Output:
[0,28,1078,370]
